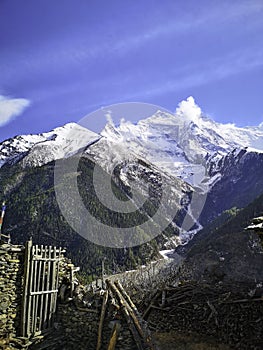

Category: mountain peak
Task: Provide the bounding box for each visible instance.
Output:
[0,122,101,168]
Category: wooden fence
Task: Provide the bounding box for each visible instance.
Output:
[21,240,64,338]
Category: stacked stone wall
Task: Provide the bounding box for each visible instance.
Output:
[0,244,24,341]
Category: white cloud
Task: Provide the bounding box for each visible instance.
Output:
[0,95,31,127]
[175,96,202,124]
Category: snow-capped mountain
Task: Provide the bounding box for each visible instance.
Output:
[82,134,197,246]
[0,123,100,168]
[99,96,263,187]
[200,147,263,225]
[1,98,262,282]
[1,96,263,245]
[1,96,262,182]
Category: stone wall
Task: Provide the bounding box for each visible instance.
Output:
[0,242,78,349]
[0,242,144,350]
[30,286,139,350]
[0,244,24,340]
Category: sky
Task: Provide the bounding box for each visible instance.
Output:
[0,0,263,141]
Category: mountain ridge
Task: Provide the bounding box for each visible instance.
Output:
[1,97,263,256]
[0,122,100,168]
[1,97,263,182]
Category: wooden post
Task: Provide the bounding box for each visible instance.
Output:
[39,245,47,331]
[107,322,121,350]
[109,280,157,350]
[43,246,52,330]
[102,257,106,289]
[70,265,74,298]
[33,245,43,334]
[108,281,144,337]
[96,290,109,350]
[0,201,7,242]
[106,280,144,350]
[31,245,38,335]
[37,246,42,333]
[48,246,57,328]
[21,240,32,337]
[52,247,62,322]
[161,290,166,307]
[115,281,139,315]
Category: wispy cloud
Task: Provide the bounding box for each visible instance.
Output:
[0,95,31,127]
[2,0,262,80]
[80,0,263,59]
[73,0,263,61]
[56,45,263,112]
[118,48,263,101]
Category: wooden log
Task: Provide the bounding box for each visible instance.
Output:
[115,280,157,349]
[223,298,263,304]
[115,281,138,313]
[75,306,98,313]
[143,291,161,320]
[166,293,187,303]
[107,280,157,350]
[147,304,171,312]
[96,290,109,350]
[107,322,121,350]
[106,280,144,350]
[108,280,144,337]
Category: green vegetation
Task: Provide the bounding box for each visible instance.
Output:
[0,157,164,279]
[187,192,263,257]
[200,206,240,236]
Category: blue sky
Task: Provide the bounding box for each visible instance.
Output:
[0,0,263,140]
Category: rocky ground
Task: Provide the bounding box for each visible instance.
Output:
[153,331,230,350]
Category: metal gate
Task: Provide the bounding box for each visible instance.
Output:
[21,240,64,338]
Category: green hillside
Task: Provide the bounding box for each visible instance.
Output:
[0,157,165,279]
